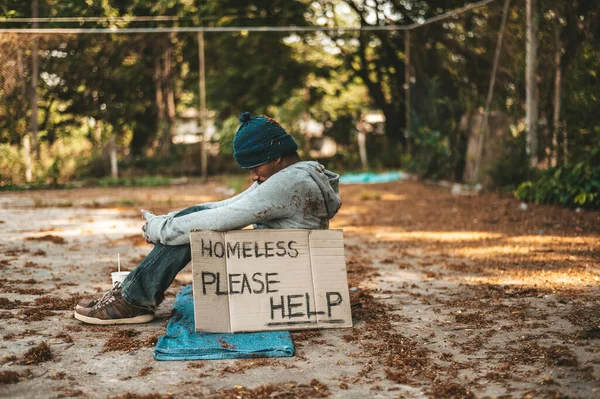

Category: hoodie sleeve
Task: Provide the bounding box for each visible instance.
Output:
[143,174,298,246]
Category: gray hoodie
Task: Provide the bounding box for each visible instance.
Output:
[142,161,341,246]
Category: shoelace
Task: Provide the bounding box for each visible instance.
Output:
[93,282,121,309]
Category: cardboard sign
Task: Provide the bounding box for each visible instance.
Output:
[190,229,352,333]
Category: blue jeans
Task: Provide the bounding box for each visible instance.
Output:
[121,205,207,309]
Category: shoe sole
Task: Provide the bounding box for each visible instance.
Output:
[73,311,154,325]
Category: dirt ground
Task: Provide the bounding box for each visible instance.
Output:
[0,177,599,399]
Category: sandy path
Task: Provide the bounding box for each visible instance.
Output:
[0,178,599,398]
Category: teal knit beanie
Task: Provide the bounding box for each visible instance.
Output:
[233,112,298,168]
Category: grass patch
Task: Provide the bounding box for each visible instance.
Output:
[33,199,74,208]
[97,176,172,188]
[360,191,381,201]
[1,175,175,192]
[118,199,138,207]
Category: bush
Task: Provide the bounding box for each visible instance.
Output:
[489,132,530,190]
[213,116,241,173]
[515,161,600,209]
[0,144,25,187]
[406,127,453,180]
[97,176,172,188]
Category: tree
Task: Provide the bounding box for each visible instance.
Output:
[197,1,311,119]
[313,0,516,172]
[536,0,600,166]
[1,0,314,183]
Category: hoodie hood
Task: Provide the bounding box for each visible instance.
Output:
[289,161,341,219]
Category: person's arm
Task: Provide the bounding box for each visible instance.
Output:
[142,176,297,246]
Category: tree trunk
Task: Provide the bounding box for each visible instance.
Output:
[357,131,368,171]
[404,31,411,154]
[94,119,102,153]
[154,49,166,153]
[562,120,568,163]
[552,22,562,167]
[525,0,539,169]
[109,133,118,179]
[383,111,405,167]
[163,35,175,157]
[198,32,208,180]
[23,135,33,183]
[30,0,39,159]
[17,47,33,183]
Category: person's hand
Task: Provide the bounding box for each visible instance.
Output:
[140,208,154,219]
[141,223,153,244]
[140,209,154,243]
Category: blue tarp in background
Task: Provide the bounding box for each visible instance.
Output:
[339,171,407,184]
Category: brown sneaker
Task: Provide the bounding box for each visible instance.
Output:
[75,282,120,310]
[75,298,98,310]
[73,285,154,325]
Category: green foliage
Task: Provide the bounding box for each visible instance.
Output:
[97,176,172,188]
[0,134,93,187]
[360,190,381,201]
[74,154,107,179]
[562,42,600,162]
[0,144,24,187]
[49,155,62,187]
[217,116,239,160]
[213,116,243,173]
[0,0,312,181]
[118,152,183,176]
[515,161,600,209]
[489,132,531,190]
[366,135,404,171]
[1,0,599,199]
[404,128,453,180]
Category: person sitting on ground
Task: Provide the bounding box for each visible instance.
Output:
[74,112,342,325]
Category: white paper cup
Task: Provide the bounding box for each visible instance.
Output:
[111,271,130,287]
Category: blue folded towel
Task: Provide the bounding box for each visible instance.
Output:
[339,171,407,184]
[153,284,295,360]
